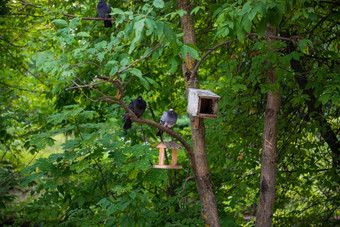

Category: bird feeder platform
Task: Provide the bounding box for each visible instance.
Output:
[153,142,183,169]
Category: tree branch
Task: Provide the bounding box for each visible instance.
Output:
[66,80,108,90]
[191,33,297,77]
[179,176,195,195]
[118,37,165,74]
[191,38,238,77]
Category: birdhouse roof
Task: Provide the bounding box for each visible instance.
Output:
[154,141,183,149]
[188,88,220,99]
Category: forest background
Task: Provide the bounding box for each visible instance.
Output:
[0,0,339,226]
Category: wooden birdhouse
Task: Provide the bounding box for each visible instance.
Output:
[187,88,220,118]
[153,142,183,169]
[187,89,220,129]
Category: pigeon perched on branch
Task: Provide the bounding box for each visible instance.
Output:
[123,95,147,129]
[96,0,112,28]
[156,109,178,137]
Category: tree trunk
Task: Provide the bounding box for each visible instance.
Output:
[255,25,281,227]
[177,1,220,226]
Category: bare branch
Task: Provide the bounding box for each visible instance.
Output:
[83,62,101,69]
[70,80,119,104]
[118,37,165,74]
[66,81,108,90]
[191,38,238,77]
[179,176,195,195]
[191,33,297,77]
[75,76,120,101]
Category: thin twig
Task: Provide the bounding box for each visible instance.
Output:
[66,81,107,90]
[191,38,238,77]
[70,81,120,104]
[75,76,119,101]
[118,37,165,74]
[179,176,195,195]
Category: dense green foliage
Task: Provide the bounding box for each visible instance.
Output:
[1,0,339,226]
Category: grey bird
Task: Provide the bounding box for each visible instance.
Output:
[97,0,112,28]
[156,109,178,137]
[123,95,147,129]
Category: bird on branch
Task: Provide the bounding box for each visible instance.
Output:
[123,95,146,129]
[96,0,112,28]
[157,109,178,137]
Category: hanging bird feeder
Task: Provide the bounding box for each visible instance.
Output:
[153,141,183,169]
[187,88,221,129]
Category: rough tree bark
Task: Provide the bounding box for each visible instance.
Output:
[255,25,281,227]
[177,1,220,226]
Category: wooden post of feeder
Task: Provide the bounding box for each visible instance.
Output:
[159,146,165,166]
[172,149,178,166]
[153,142,183,169]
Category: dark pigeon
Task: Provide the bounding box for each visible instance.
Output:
[156,109,178,137]
[97,0,112,28]
[123,95,147,129]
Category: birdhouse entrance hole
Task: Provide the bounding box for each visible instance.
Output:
[199,98,214,114]
[197,96,219,118]
[153,142,183,169]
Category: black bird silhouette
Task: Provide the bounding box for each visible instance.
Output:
[97,0,112,28]
[156,109,178,137]
[123,95,146,129]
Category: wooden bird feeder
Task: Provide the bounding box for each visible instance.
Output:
[153,142,183,169]
[187,88,220,129]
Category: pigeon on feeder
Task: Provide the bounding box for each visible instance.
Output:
[123,95,146,129]
[97,0,112,28]
[156,109,178,137]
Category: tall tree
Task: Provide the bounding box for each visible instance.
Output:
[256,24,281,226]
[177,0,220,226]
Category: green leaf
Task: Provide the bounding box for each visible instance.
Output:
[130,68,149,89]
[145,77,159,87]
[241,16,252,33]
[185,44,200,60]
[248,3,259,21]
[169,56,178,74]
[176,10,187,17]
[30,135,55,150]
[130,68,142,77]
[110,66,119,76]
[153,0,164,8]
[145,18,157,32]
[51,19,68,28]
[97,198,111,209]
[69,17,80,29]
[120,58,130,66]
[76,32,91,38]
[191,6,200,15]
[239,1,251,16]
[107,204,116,215]
[319,94,331,105]
[267,7,283,27]
[163,23,178,54]
[298,39,313,50]
[257,17,267,37]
